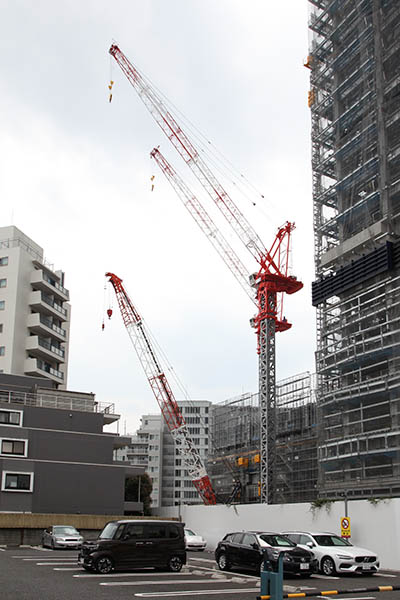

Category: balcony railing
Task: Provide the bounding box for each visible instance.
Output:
[41,292,67,316]
[38,337,65,358]
[40,315,66,338]
[0,389,115,415]
[36,359,64,379]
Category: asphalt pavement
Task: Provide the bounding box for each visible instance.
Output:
[1,546,399,600]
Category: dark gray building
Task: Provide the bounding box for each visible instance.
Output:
[309,0,400,499]
[0,374,143,514]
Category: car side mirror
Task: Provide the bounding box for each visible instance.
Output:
[251,543,259,550]
[306,541,314,548]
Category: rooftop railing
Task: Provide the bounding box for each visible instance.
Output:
[0,389,115,415]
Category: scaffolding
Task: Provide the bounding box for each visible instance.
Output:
[309,0,400,499]
[207,373,318,504]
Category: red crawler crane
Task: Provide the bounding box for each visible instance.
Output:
[106,272,216,506]
[109,44,303,503]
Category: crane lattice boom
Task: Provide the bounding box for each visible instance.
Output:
[106,272,216,506]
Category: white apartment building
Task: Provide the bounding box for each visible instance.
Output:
[0,226,70,389]
[116,400,211,509]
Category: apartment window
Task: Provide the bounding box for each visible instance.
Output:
[0,279,6,288]
[0,439,27,457]
[1,471,34,492]
[0,347,4,356]
[0,409,23,426]
[0,301,4,310]
[0,257,8,266]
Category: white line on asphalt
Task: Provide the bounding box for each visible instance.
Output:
[0,548,5,552]
[312,574,340,579]
[36,562,78,566]
[23,557,77,561]
[189,565,259,580]
[134,589,260,597]
[101,579,256,587]
[188,558,215,563]
[54,568,82,571]
[374,573,397,578]
[74,572,194,578]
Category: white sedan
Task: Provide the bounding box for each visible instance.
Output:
[284,531,379,576]
[184,528,207,551]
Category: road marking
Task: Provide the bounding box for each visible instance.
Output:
[36,562,77,566]
[135,589,260,597]
[54,568,82,571]
[189,565,259,580]
[0,548,5,552]
[312,574,340,580]
[374,573,397,578]
[23,557,77,561]
[74,572,195,578]
[100,578,253,587]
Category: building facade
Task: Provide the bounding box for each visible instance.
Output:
[308,0,400,499]
[116,400,211,508]
[0,374,142,515]
[207,373,318,504]
[0,226,70,389]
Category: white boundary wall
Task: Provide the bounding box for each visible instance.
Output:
[157,498,400,571]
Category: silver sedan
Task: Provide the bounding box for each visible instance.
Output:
[42,525,83,549]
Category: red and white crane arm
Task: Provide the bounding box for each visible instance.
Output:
[150,147,256,306]
[106,272,216,505]
[109,44,280,272]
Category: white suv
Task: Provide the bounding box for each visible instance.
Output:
[284,531,379,576]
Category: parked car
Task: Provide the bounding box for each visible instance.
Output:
[78,519,186,574]
[184,528,207,551]
[42,525,83,549]
[284,531,380,576]
[215,531,318,576]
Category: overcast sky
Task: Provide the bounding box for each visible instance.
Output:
[0,1,315,435]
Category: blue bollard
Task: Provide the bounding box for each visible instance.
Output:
[260,549,284,600]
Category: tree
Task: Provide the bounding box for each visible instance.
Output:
[125,473,153,515]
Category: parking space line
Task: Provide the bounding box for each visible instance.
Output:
[74,572,195,578]
[189,565,259,580]
[36,562,78,566]
[23,557,77,561]
[135,589,260,597]
[312,574,340,580]
[100,579,256,587]
[54,568,82,571]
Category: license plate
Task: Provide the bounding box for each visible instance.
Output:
[363,564,372,570]
[300,563,309,570]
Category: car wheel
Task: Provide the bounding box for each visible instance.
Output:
[217,553,230,571]
[167,556,183,572]
[95,556,114,574]
[321,556,336,576]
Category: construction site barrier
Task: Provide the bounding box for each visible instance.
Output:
[257,584,400,600]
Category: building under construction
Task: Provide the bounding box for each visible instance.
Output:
[207,372,317,504]
[309,0,400,499]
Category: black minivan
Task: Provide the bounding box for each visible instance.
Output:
[78,519,186,574]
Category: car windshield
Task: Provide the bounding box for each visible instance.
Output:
[313,535,352,547]
[99,523,120,540]
[185,529,195,536]
[53,527,78,535]
[257,534,295,547]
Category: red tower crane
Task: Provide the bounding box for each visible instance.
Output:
[105,272,216,506]
[109,44,303,504]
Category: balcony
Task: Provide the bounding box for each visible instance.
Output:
[29,290,68,321]
[27,313,67,342]
[30,269,69,301]
[24,357,64,383]
[26,335,65,362]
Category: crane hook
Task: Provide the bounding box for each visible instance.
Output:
[107,308,113,319]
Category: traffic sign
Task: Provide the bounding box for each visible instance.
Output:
[341,516,351,538]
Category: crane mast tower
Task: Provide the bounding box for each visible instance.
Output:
[109,44,303,503]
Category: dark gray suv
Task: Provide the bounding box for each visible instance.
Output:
[78,519,186,574]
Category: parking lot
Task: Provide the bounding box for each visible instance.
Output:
[1,546,400,600]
